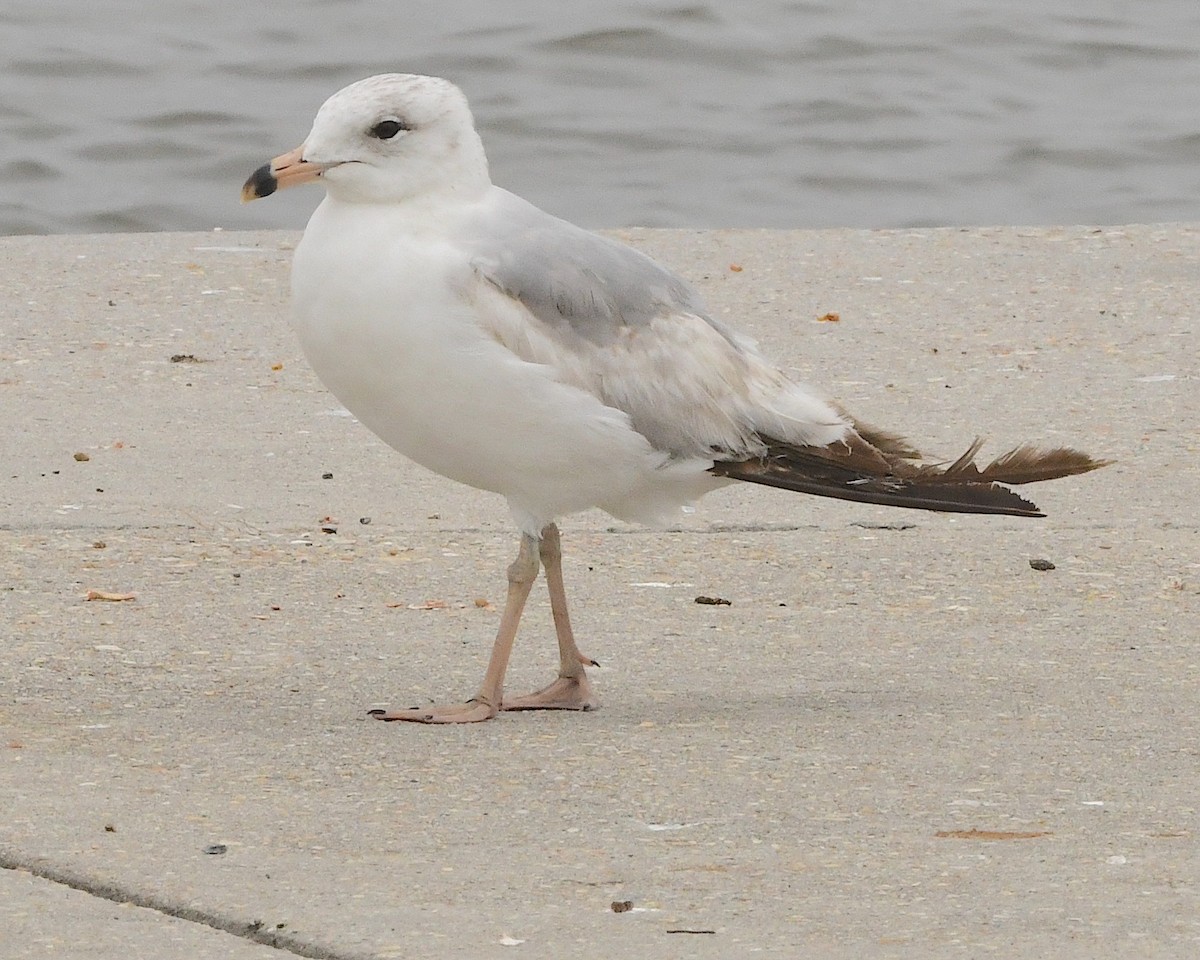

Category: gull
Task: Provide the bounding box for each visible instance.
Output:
[242,74,1108,724]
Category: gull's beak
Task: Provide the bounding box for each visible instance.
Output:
[241,145,333,202]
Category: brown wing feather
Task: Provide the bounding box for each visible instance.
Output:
[827,403,923,462]
[711,432,1110,519]
[952,443,1111,485]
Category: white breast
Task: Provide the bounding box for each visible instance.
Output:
[288,198,722,533]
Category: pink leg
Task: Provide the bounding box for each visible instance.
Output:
[502,523,599,712]
[371,532,539,723]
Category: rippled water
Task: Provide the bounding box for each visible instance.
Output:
[2,0,1199,234]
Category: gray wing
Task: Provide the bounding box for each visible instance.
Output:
[466,188,738,347]
[464,189,849,459]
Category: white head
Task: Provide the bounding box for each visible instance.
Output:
[242,73,491,206]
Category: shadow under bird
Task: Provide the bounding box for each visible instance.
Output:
[242,73,1109,724]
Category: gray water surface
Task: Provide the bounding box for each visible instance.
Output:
[3,1,1199,234]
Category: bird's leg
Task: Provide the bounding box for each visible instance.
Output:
[502,523,599,712]
[370,532,540,724]
[537,523,600,675]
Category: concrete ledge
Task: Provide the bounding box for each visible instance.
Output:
[2,226,1196,957]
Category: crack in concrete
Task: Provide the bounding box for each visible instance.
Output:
[0,849,377,960]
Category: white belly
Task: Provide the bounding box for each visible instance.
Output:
[289,200,721,532]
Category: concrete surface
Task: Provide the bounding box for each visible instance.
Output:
[1,225,1196,959]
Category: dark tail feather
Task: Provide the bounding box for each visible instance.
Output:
[710,435,1111,519]
[930,441,1108,486]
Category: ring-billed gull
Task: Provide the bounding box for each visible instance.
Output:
[242,74,1107,724]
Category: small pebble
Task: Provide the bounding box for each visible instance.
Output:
[1029,558,1056,571]
[611,900,634,913]
[203,844,228,855]
[73,452,90,462]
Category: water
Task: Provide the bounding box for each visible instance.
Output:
[3,0,1199,235]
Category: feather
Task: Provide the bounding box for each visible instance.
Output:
[711,434,1111,518]
[825,402,923,462]
[960,443,1111,486]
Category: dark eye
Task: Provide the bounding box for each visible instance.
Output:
[369,119,408,140]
